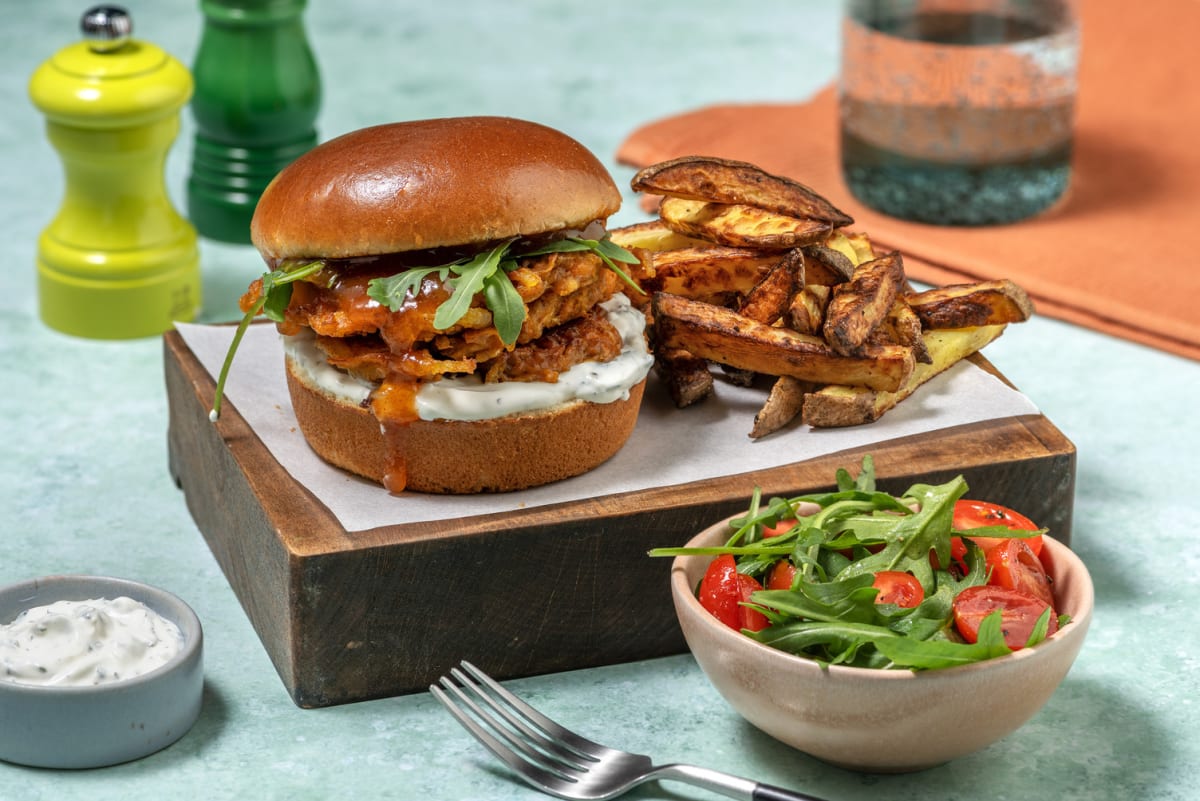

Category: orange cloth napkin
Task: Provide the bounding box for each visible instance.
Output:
[616,0,1200,361]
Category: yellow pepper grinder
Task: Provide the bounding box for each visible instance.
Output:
[29,5,201,339]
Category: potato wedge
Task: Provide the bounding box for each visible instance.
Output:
[631,155,854,226]
[609,220,711,253]
[655,347,714,408]
[801,244,855,285]
[823,230,874,267]
[822,251,905,356]
[906,279,1035,329]
[787,284,830,335]
[659,197,833,250]
[802,325,1006,427]
[618,156,1035,435]
[642,246,781,298]
[843,231,877,264]
[750,376,816,439]
[719,363,757,387]
[653,292,914,391]
[880,300,933,364]
[737,253,800,325]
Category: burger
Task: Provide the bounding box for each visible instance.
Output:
[212,116,653,494]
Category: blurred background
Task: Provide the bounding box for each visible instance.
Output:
[3,1,841,326]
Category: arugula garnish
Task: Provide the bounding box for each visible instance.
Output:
[365,236,641,347]
[650,457,1062,671]
[209,259,323,421]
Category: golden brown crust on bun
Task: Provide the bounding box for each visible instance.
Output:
[252,116,622,261]
[284,355,646,494]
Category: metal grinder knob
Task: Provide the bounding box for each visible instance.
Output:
[81,5,133,53]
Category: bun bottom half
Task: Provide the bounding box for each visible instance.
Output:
[284,357,646,494]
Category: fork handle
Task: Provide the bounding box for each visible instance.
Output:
[656,765,830,801]
[753,781,830,801]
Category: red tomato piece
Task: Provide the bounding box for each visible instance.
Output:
[698,554,768,632]
[986,538,1056,609]
[871,571,924,608]
[736,574,769,632]
[763,518,797,538]
[766,559,797,591]
[954,499,1043,556]
[953,585,1058,650]
[697,554,741,630]
[954,499,1038,530]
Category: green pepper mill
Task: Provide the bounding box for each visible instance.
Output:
[29,5,201,339]
[186,0,321,243]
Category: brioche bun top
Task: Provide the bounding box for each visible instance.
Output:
[250,116,622,262]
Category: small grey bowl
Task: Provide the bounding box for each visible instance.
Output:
[0,575,204,769]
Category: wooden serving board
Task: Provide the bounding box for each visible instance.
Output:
[164,331,1075,708]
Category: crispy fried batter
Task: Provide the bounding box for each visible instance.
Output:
[434,268,619,363]
[316,335,477,382]
[276,249,614,351]
[483,307,623,383]
[270,249,629,389]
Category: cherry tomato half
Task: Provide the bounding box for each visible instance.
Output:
[736,574,769,632]
[698,554,768,632]
[698,554,740,630]
[954,499,1043,556]
[986,538,1056,609]
[953,585,1058,650]
[871,571,924,608]
[766,559,797,591]
[763,518,797,538]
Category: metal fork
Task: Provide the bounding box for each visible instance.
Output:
[431,661,830,801]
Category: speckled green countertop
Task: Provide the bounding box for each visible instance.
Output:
[1,2,1195,800]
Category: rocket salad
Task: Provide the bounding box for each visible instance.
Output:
[651,457,1069,670]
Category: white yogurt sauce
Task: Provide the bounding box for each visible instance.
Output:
[282,292,654,422]
[0,597,184,687]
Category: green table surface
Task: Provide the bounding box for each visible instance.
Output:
[2,2,1195,800]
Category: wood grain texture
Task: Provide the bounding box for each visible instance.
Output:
[163,331,1075,708]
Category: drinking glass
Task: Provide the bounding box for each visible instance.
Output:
[839,0,1080,226]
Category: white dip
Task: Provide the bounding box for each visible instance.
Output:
[282,292,654,422]
[0,597,184,687]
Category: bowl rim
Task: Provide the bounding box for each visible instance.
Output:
[0,573,204,696]
[671,515,1095,681]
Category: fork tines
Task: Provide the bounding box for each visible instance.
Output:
[432,661,613,787]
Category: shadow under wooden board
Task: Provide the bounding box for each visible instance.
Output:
[163,331,1075,708]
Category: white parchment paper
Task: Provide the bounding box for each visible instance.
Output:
[176,323,1039,532]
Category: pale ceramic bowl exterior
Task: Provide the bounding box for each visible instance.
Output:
[671,520,1093,772]
[0,575,204,769]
